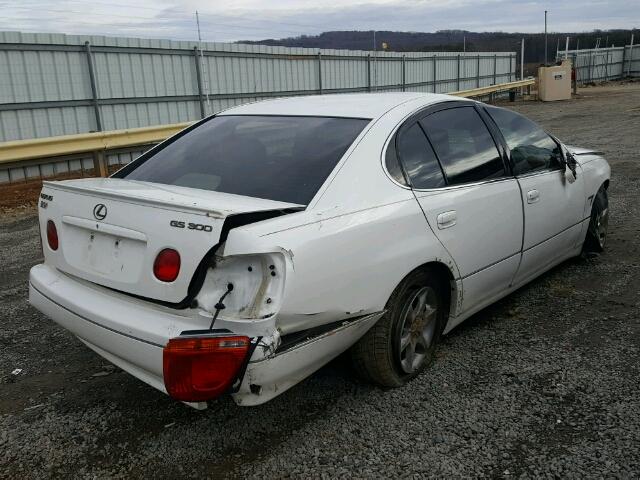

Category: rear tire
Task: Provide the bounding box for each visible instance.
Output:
[351,268,448,387]
[583,186,609,254]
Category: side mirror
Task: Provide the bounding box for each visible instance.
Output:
[564,167,577,184]
[562,149,578,183]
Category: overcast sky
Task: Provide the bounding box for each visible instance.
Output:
[0,0,637,43]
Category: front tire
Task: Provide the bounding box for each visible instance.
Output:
[351,268,448,387]
[583,186,609,253]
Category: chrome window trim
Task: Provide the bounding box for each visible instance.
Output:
[411,175,518,194]
[380,100,516,193]
[380,126,413,191]
[381,128,516,193]
[515,166,564,179]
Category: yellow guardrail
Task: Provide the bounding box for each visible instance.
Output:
[450,78,535,98]
[0,122,193,164]
[0,79,535,170]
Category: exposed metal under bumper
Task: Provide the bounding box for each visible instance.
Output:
[232,311,384,406]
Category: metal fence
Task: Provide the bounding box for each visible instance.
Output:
[557,44,639,85]
[0,31,516,183]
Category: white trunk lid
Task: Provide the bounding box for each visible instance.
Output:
[39,178,301,303]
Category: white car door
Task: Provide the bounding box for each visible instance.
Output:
[484,106,586,286]
[390,104,523,317]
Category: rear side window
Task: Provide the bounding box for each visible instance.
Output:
[384,134,408,186]
[485,106,561,175]
[396,124,445,189]
[420,107,505,185]
[119,115,369,205]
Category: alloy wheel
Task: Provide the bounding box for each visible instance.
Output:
[398,286,438,374]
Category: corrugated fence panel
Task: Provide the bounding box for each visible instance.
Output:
[628,45,640,76]
[94,51,198,98]
[375,58,402,89]
[323,57,366,91]
[558,47,638,84]
[0,105,96,141]
[1,31,521,182]
[99,100,201,131]
[405,57,434,92]
[0,31,517,142]
[0,49,91,103]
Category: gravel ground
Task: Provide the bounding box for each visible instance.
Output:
[1,82,639,479]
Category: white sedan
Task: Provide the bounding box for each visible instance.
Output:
[29,93,610,408]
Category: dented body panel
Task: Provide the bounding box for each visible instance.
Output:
[29,93,611,407]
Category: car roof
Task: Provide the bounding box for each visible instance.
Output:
[219,92,459,119]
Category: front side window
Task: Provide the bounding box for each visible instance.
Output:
[485,106,561,175]
[118,115,370,205]
[420,107,505,185]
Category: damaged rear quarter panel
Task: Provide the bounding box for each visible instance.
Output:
[223,198,458,336]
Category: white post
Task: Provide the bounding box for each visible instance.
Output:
[544,10,548,65]
[373,30,377,92]
[463,36,466,83]
[629,34,635,77]
[520,38,524,80]
[520,38,525,97]
[565,36,570,59]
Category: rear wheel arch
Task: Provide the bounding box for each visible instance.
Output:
[413,261,455,317]
[349,260,456,387]
[387,260,458,322]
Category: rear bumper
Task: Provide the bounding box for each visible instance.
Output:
[29,264,182,400]
[29,263,382,407]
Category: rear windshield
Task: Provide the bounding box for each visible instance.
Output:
[118,115,370,205]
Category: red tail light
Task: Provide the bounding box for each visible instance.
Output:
[46,220,58,251]
[153,248,180,282]
[163,335,250,402]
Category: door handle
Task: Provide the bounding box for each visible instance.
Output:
[437,210,457,229]
[527,189,540,204]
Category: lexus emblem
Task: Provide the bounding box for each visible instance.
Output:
[93,204,107,220]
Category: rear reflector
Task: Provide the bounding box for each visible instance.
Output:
[163,335,250,402]
[153,248,180,282]
[46,220,58,251]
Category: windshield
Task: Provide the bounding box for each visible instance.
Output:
[118,115,370,205]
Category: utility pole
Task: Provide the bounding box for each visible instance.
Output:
[565,36,570,59]
[196,11,211,114]
[544,10,548,65]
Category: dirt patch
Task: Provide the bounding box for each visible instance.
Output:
[0,165,126,217]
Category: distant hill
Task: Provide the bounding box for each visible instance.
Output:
[240,29,638,64]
